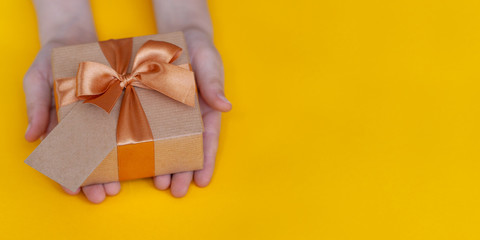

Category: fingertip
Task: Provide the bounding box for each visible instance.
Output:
[25,114,49,142]
[201,91,232,112]
[104,182,121,196]
[198,81,232,112]
[171,188,188,198]
[170,172,193,198]
[25,124,40,142]
[194,159,215,188]
[193,173,212,188]
[153,174,171,190]
[215,93,233,112]
[82,185,106,204]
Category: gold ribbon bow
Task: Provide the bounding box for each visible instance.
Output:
[55,38,195,181]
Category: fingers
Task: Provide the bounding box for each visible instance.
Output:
[24,68,53,142]
[24,96,50,142]
[62,182,119,203]
[153,174,171,190]
[191,45,232,113]
[103,182,121,196]
[170,171,193,198]
[81,184,106,204]
[194,108,221,187]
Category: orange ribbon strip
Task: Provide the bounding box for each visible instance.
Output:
[55,38,195,181]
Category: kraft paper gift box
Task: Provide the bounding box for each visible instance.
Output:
[25,32,204,191]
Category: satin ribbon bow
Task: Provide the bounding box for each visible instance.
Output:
[57,39,196,180]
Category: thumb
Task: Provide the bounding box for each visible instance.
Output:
[24,69,52,142]
[192,46,232,112]
[197,79,232,112]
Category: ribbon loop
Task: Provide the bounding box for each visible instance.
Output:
[133,40,183,67]
[76,61,121,99]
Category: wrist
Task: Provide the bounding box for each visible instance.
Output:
[41,24,97,47]
[183,27,214,50]
[152,0,213,37]
[34,0,97,46]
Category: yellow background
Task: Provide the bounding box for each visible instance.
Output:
[1,0,480,239]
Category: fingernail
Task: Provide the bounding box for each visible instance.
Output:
[217,93,231,105]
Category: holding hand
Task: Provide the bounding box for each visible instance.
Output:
[151,0,232,198]
[25,0,231,203]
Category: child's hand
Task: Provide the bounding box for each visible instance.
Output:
[152,27,232,197]
[25,0,119,203]
[24,39,123,202]
[151,0,232,198]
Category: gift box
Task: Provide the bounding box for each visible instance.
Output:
[25,32,204,191]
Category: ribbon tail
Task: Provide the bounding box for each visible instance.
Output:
[84,81,123,113]
[116,85,155,181]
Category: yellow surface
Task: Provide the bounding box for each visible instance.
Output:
[1,0,480,239]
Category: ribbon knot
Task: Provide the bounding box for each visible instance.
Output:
[118,73,136,88]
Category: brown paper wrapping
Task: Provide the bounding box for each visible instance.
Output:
[25,32,204,191]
